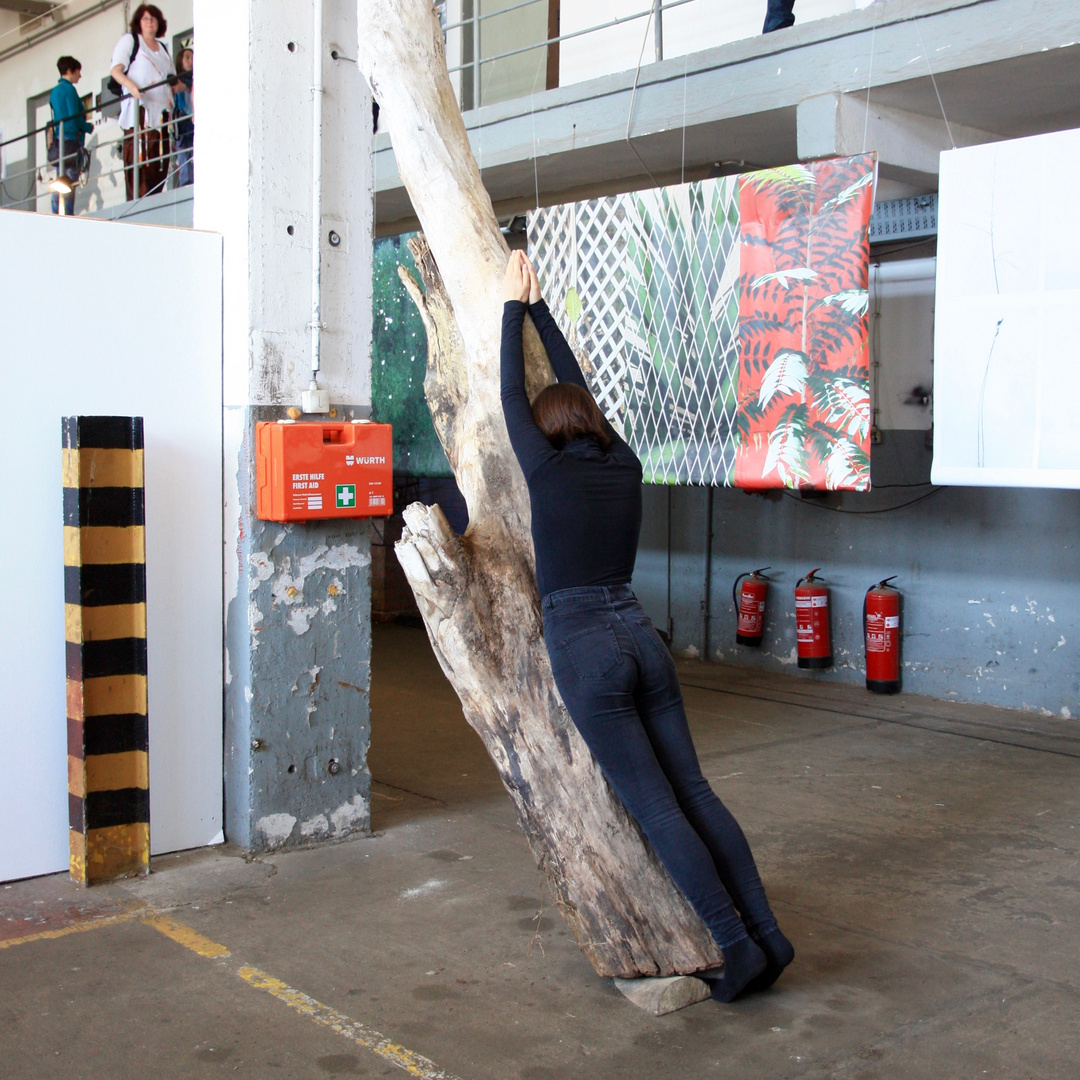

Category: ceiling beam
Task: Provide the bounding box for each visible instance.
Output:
[0,1,56,15]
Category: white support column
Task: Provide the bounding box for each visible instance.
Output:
[194,0,376,852]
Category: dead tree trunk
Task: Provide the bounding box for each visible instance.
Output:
[356,0,723,978]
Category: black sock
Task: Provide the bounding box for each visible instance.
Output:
[745,927,795,992]
[705,936,767,1003]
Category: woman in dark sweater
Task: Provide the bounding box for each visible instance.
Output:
[500,251,793,1001]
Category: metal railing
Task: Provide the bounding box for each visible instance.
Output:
[441,0,697,110]
[0,75,193,218]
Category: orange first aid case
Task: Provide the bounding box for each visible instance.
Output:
[255,420,393,522]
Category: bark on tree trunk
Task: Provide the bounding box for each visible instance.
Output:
[357,0,723,978]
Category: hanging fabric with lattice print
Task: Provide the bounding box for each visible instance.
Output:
[527,154,875,489]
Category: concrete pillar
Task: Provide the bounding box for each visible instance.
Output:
[194,0,375,851]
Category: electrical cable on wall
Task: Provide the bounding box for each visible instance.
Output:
[302,0,330,415]
[780,487,942,514]
[0,174,38,204]
[871,238,937,259]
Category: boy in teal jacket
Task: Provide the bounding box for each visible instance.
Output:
[49,56,93,214]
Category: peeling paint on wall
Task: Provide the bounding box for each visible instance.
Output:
[224,407,373,854]
[257,813,298,847]
[330,794,369,834]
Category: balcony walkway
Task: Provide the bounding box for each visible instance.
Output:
[375,0,1080,233]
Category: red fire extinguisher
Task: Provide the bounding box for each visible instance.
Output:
[795,569,832,669]
[733,567,771,647]
[864,576,901,694]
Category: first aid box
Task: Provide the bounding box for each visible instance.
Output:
[255,420,393,522]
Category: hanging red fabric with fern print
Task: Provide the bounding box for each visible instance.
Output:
[733,155,875,491]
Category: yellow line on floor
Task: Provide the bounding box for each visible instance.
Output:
[141,914,231,958]
[237,966,466,1080]
[3,903,463,1080]
[140,915,465,1080]
[0,907,144,949]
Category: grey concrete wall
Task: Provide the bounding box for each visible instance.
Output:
[633,434,1080,718]
[224,407,372,853]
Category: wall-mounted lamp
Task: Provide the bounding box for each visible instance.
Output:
[49,174,75,216]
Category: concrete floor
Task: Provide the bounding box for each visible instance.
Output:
[3,622,1079,1079]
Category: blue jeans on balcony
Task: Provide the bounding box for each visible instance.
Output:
[542,584,779,950]
[176,131,194,187]
[763,0,796,33]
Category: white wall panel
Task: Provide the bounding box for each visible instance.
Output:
[0,208,222,881]
[932,129,1080,487]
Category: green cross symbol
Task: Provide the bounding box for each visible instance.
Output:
[336,484,356,508]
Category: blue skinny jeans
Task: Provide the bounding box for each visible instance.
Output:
[542,584,778,950]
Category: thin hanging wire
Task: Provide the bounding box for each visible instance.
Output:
[680,49,689,185]
[861,6,880,154]
[473,7,484,180]
[529,51,546,211]
[625,9,662,189]
[916,23,956,149]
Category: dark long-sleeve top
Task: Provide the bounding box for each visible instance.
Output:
[501,299,643,599]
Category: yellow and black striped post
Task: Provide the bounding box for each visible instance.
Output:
[63,416,150,884]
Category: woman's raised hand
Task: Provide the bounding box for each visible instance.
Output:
[503,250,531,303]
[524,255,542,305]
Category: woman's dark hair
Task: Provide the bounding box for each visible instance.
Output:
[57,56,81,76]
[130,4,167,38]
[531,383,612,451]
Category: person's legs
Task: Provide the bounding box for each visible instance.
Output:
[143,128,168,196]
[627,609,776,933]
[625,602,794,989]
[159,128,172,191]
[543,587,766,999]
[66,161,78,215]
[121,129,135,201]
[177,133,194,186]
[763,0,796,33]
